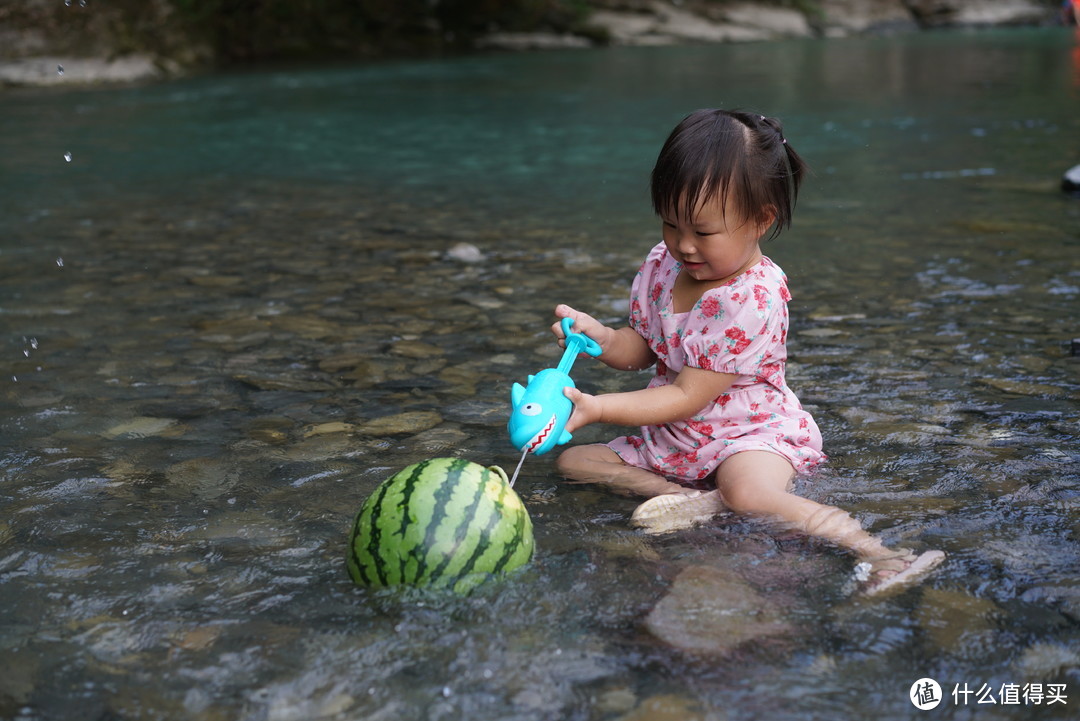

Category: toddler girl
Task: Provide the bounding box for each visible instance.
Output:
[553,109,943,594]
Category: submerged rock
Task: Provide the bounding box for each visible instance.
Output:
[444,242,485,263]
[1014,642,1080,679]
[303,422,355,437]
[401,426,470,454]
[644,565,791,655]
[232,371,339,393]
[281,434,362,462]
[915,587,1002,653]
[618,693,708,721]
[357,411,442,435]
[388,340,443,359]
[978,377,1063,398]
[165,457,239,501]
[102,417,179,439]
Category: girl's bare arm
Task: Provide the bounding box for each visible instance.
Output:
[564,366,738,433]
[552,304,655,371]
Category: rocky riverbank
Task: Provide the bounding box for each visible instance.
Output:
[0,0,1064,87]
[481,0,1059,50]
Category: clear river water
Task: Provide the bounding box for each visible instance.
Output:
[1,27,1079,721]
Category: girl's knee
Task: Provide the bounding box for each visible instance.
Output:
[714,451,797,513]
[554,443,610,477]
[716,479,767,514]
[554,446,585,477]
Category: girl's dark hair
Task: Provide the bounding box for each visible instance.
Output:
[650,109,807,240]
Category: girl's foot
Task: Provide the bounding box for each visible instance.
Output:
[856,549,946,597]
[629,490,725,534]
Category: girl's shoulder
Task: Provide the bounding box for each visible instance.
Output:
[715,256,788,293]
[635,242,678,285]
[699,256,791,310]
[742,255,786,284]
[641,242,671,270]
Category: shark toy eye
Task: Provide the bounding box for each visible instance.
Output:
[520,402,542,416]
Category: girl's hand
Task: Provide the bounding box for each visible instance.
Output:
[551,304,612,352]
[552,303,656,372]
[562,386,603,434]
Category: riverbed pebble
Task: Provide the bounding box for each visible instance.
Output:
[445,242,485,263]
[617,693,708,721]
[1014,642,1080,679]
[358,411,443,435]
[915,587,1003,654]
[166,458,239,501]
[102,417,179,439]
[644,565,791,655]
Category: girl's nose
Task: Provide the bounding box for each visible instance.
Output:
[677,232,697,256]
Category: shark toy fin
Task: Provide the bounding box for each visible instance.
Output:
[511,382,525,406]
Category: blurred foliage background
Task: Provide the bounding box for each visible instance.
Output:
[0,1,1064,67]
[1,0,604,64]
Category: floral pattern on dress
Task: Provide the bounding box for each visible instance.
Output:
[609,242,826,482]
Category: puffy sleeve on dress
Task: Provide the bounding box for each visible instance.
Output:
[628,243,668,339]
[680,268,789,381]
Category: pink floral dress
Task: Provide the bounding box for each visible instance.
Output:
[607,243,825,483]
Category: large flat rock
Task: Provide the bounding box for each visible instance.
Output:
[645,565,792,655]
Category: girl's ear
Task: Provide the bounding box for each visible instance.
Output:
[756,206,778,236]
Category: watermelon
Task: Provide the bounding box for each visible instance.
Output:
[347,457,534,593]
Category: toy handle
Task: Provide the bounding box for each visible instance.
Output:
[560,317,602,358]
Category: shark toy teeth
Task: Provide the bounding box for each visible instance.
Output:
[508,318,602,456]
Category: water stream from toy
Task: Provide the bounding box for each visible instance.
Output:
[509,446,529,488]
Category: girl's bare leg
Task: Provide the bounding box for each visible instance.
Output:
[715,451,946,591]
[713,451,893,559]
[555,444,691,498]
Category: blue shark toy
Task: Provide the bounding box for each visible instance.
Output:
[508,318,602,456]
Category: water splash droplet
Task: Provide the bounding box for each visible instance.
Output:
[56,257,64,268]
[80,0,87,6]
[23,350,30,358]
[57,64,64,76]
[30,338,38,349]
[65,0,72,6]
[63,152,72,163]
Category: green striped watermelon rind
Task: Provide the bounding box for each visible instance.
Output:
[347,458,534,594]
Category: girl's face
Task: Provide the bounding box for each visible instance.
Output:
[660,190,773,284]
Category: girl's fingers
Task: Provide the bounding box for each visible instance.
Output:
[554,304,603,336]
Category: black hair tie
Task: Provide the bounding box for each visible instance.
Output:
[761,115,787,144]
